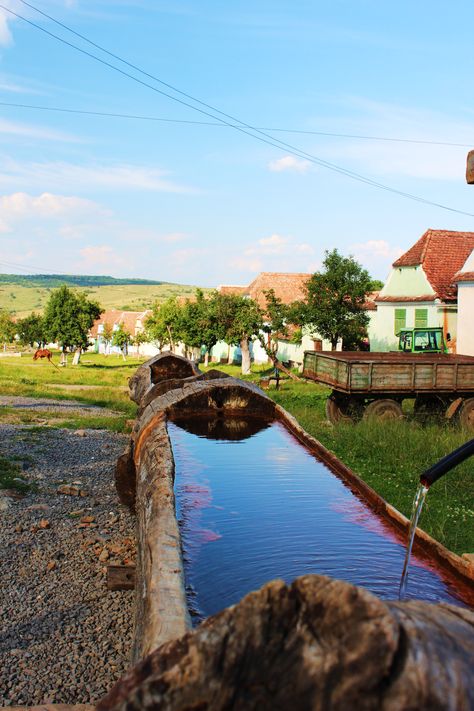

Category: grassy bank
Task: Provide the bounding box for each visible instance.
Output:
[1,355,472,554]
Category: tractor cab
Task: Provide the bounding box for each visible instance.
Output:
[398,327,448,354]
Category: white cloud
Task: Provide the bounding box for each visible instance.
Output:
[352,239,403,262]
[244,233,315,258]
[0,159,195,193]
[79,244,126,268]
[163,231,189,243]
[268,155,312,173]
[0,192,108,224]
[0,118,79,143]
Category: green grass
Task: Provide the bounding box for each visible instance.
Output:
[0,454,36,493]
[0,353,138,432]
[0,282,209,317]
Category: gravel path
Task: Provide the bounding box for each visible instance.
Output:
[0,396,120,418]
[0,421,136,706]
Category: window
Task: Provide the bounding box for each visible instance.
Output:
[414,308,428,328]
[394,308,406,335]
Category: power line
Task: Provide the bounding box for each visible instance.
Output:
[3,3,474,217]
[0,100,471,148]
[0,257,71,275]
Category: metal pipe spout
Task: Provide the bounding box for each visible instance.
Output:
[420,438,474,488]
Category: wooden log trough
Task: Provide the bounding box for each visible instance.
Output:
[109,353,474,709]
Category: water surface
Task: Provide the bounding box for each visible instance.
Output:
[170,418,472,621]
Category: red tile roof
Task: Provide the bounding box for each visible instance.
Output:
[90,309,151,339]
[218,285,247,296]
[245,272,311,309]
[392,229,474,301]
[454,271,474,283]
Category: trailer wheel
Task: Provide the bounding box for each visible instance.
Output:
[414,396,445,423]
[459,398,474,430]
[325,394,353,425]
[363,399,403,422]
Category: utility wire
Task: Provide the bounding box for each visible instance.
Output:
[3,3,474,217]
[0,257,71,274]
[0,100,471,148]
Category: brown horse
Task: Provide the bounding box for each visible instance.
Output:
[33,348,59,369]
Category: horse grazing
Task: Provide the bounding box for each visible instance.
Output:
[33,349,59,369]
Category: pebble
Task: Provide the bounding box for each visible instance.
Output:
[0,422,136,706]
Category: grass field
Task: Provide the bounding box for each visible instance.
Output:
[0,354,472,555]
[0,282,209,317]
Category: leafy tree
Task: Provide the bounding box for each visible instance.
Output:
[145,297,184,352]
[133,329,148,358]
[299,249,372,350]
[0,309,15,351]
[261,289,300,380]
[102,322,114,355]
[112,323,132,360]
[215,294,263,374]
[180,290,224,365]
[17,312,46,348]
[43,285,102,365]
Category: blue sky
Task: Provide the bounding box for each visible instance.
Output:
[0,0,473,286]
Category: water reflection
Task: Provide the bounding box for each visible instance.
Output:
[170,414,271,440]
[169,418,473,623]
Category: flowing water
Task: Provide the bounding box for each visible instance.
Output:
[398,483,429,600]
[169,417,473,621]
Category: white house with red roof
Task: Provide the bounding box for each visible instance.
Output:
[454,250,474,356]
[369,229,474,352]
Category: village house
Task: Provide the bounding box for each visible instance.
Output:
[369,229,474,352]
[89,309,152,355]
[454,249,474,356]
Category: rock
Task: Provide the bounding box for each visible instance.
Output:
[39,519,50,529]
[80,515,96,524]
[46,561,57,571]
[57,484,89,497]
[98,575,474,711]
[99,549,110,562]
[74,429,87,437]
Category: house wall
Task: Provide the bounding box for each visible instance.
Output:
[457,281,474,355]
[380,265,435,298]
[369,301,442,352]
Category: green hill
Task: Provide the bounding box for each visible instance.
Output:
[0,274,209,317]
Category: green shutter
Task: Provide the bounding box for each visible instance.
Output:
[415,308,428,328]
[394,308,406,335]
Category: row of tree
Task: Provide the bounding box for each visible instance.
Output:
[144,249,374,373]
[0,250,376,369]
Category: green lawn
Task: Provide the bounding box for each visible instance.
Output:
[0,355,472,555]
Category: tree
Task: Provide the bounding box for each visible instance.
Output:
[17,312,46,348]
[215,294,263,375]
[180,290,224,365]
[42,285,102,365]
[145,297,184,352]
[133,329,148,358]
[102,322,114,355]
[300,249,372,350]
[112,323,132,360]
[0,310,15,351]
[261,289,301,380]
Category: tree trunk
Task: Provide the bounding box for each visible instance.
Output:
[262,341,301,381]
[167,326,175,353]
[72,347,81,365]
[204,351,209,367]
[60,349,67,367]
[331,338,338,351]
[227,344,233,365]
[240,338,251,375]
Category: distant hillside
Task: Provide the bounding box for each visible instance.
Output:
[0,273,167,287]
[0,275,209,317]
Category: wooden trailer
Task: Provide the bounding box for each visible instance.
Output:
[303,351,474,428]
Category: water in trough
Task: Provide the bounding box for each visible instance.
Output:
[169,417,473,622]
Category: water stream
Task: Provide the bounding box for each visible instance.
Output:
[169,417,473,621]
[398,483,429,600]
